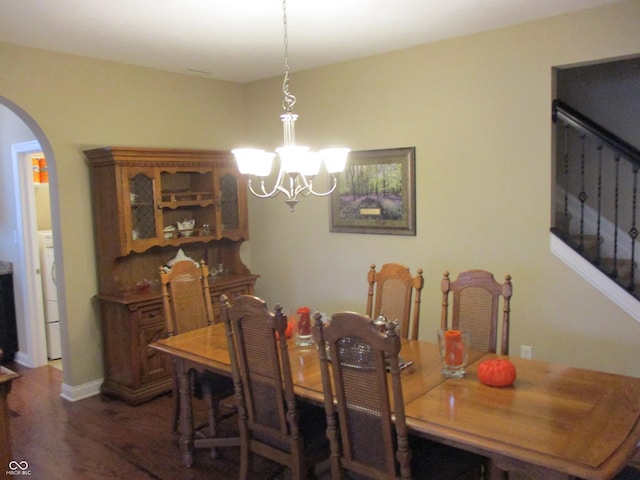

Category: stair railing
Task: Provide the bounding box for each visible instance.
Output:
[552,100,640,300]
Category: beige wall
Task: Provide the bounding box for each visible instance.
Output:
[243,1,640,377]
[0,0,638,392]
[0,44,245,386]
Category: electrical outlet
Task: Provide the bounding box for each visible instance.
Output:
[520,345,533,360]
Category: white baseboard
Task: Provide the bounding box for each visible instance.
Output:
[13,351,32,367]
[551,233,640,324]
[60,378,103,402]
[10,353,103,402]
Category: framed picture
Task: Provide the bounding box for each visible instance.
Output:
[330,147,416,235]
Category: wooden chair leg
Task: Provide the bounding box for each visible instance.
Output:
[171,359,180,433]
[290,456,304,480]
[239,448,252,480]
[205,393,217,458]
[176,360,195,467]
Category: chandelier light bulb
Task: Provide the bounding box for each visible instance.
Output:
[232,148,275,177]
[321,148,350,173]
[276,146,310,174]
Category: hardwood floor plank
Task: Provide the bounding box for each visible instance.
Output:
[5,363,284,479]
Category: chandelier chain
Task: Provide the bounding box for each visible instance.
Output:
[281,0,296,113]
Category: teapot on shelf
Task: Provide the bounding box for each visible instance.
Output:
[176,218,195,237]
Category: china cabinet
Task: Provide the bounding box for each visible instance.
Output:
[85,147,258,404]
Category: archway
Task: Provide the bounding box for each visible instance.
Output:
[0,96,66,370]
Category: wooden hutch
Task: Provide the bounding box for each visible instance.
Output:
[85,147,258,405]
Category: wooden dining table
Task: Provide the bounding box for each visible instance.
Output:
[150,323,640,480]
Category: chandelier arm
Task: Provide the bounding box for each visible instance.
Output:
[305,175,339,197]
[293,184,310,199]
[270,173,296,200]
[292,174,310,198]
[271,163,288,195]
[275,184,294,200]
[247,178,279,198]
[287,174,299,199]
[247,161,293,198]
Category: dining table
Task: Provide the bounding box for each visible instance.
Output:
[150,323,640,480]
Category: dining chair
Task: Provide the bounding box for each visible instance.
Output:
[441,269,513,355]
[220,294,329,480]
[160,258,236,461]
[313,311,484,480]
[367,263,424,340]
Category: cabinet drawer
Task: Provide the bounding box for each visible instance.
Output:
[210,284,253,323]
[211,284,251,302]
[225,285,251,299]
[136,303,164,327]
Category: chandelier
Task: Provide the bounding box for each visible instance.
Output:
[232,0,350,212]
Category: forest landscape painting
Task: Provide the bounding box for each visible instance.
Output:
[330,147,416,235]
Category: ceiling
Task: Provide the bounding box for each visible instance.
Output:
[0,0,625,83]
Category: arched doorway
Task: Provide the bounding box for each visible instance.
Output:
[0,96,65,369]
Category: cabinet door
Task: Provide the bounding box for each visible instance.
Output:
[159,167,217,242]
[137,303,171,384]
[215,167,248,240]
[124,167,162,253]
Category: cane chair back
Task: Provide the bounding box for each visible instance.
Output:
[161,259,214,336]
[367,263,424,340]
[220,295,328,480]
[313,311,412,479]
[160,259,235,463]
[441,269,513,355]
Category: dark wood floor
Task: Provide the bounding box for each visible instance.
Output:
[5,363,639,480]
[5,363,291,480]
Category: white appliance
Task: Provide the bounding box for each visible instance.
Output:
[38,230,61,360]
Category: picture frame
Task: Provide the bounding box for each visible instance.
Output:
[330,147,416,235]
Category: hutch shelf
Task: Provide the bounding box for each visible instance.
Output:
[85,147,258,405]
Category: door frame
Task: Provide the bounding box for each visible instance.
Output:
[12,140,48,367]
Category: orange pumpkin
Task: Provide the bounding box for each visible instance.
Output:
[275,320,295,340]
[477,359,516,387]
[285,320,294,339]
